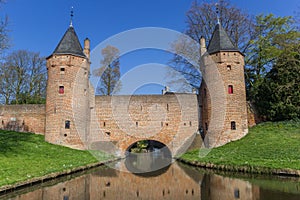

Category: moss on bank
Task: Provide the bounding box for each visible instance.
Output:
[180,120,300,173]
[0,130,112,187]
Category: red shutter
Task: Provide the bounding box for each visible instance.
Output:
[228,85,233,94]
[59,86,64,94]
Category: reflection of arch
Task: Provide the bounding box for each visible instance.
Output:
[126,140,171,154]
[125,140,172,176]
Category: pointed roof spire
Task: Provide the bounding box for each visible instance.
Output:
[207,24,239,54]
[70,6,74,27]
[215,3,220,25]
[52,26,86,58]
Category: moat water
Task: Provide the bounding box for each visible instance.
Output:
[1,158,300,200]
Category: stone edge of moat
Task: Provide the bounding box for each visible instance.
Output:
[0,158,121,195]
[176,158,300,177]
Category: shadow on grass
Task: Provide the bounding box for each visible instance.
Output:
[0,130,36,154]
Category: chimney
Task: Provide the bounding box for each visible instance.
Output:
[162,86,170,95]
[200,36,207,56]
[192,87,197,94]
[84,38,90,60]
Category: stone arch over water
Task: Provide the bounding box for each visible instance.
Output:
[125,140,172,174]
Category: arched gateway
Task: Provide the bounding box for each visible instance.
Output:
[45,23,248,156]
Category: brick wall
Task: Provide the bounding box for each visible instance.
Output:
[89,93,199,156]
[45,54,90,149]
[0,104,45,134]
[200,51,248,147]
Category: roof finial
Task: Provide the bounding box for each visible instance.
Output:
[215,3,220,25]
[70,6,74,27]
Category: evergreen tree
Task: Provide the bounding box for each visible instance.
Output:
[245,14,298,102]
[255,40,300,121]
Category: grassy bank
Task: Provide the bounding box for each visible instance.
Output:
[180,120,300,173]
[0,130,112,187]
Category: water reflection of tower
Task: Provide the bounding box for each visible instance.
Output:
[201,174,260,200]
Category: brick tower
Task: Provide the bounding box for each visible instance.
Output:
[45,24,91,149]
[199,23,248,147]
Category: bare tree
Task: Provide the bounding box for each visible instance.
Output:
[168,0,254,90]
[167,35,201,90]
[0,50,46,104]
[0,0,9,58]
[0,64,14,104]
[186,0,254,52]
[93,45,121,95]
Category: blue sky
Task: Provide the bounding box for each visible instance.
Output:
[2,0,299,94]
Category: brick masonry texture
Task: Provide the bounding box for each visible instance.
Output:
[0,104,45,134]
[0,26,253,155]
[89,94,199,155]
[45,54,90,149]
[200,51,248,147]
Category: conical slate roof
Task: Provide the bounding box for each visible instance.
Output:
[207,24,238,54]
[52,26,86,57]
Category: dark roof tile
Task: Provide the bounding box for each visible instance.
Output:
[52,26,85,57]
[207,24,238,54]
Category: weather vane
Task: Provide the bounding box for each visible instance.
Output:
[215,3,220,25]
[70,6,74,27]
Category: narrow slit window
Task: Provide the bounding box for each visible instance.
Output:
[231,121,236,130]
[167,104,169,111]
[204,88,207,97]
[234,189,240,198]
[205,122,208,130]
[136,122,138,127]
[59,86,64,94]
[103,122,106,127]
[65,120,70,129]
[228,85,233,94]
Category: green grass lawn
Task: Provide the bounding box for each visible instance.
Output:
[0,130,112,187]
[181,120,300,171]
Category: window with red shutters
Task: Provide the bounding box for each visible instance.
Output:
[59,86,64,94]
[228,85,233,94]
